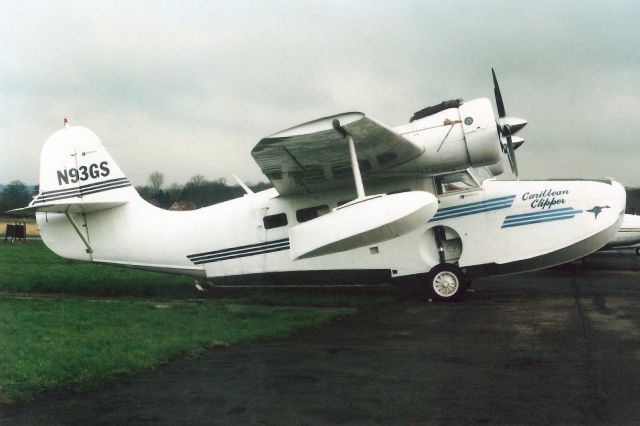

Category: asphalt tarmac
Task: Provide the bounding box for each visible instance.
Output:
[2,250,640,425]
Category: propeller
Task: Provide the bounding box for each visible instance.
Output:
[492,68,527,179]
[507,136,524,151]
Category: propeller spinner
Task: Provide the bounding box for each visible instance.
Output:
[492,68,527,179]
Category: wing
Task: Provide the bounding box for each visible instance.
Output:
[251,112,424,196]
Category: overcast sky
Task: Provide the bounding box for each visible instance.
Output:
[2,0,639,188]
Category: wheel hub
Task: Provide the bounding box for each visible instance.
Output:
[433,270,459,298]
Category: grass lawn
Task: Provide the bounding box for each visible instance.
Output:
[0,297,353,402]
[0,241,396,402]
[0,240,198,298]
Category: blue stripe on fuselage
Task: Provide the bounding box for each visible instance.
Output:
[187,239,291,265]
[502,208,582,228]
[429,195,516,222]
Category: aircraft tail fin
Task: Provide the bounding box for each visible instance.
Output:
[14,123,139,214]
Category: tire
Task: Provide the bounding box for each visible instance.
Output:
[636,248,640,256]
[425,263,466,302]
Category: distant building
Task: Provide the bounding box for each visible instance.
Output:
[169,201,196,211]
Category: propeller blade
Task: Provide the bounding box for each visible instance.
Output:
[492,68,506,118]
[497,116,527,137]
[492,68,522,179]
[512,136,525,150]
[506,136,518,179]
[501,136,525,152]
[504,138,513,167]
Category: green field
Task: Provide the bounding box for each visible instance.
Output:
[0,241,395,402]
[0,241,197,298]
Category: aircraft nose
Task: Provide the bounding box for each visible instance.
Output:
[610,179,626,213]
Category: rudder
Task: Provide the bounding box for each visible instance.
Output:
[29,124,139,210]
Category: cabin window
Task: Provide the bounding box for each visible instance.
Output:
[434,171,479,195]
[263,213,288,229]
[296,205,330,223]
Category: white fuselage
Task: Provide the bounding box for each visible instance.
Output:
[37,173,625,284]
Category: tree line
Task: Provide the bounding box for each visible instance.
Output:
[626,187,640,215]
[0,181,37,214]
[3,176,640,214]
[135,172,272,209]
[0,173,272,214]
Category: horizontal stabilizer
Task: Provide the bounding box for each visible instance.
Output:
[9,201,128,214]
[289,191,438,260]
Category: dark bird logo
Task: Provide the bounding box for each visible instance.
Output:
[587,205,610,219]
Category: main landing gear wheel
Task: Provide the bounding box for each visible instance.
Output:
[425,263,466,302]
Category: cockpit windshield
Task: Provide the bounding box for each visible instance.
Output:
[469,167,494,184]
[434,170,480,195]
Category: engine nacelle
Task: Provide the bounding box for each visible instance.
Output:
[397,98,502,175]
[486,158,505,176]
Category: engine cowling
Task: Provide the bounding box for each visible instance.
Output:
[399,98,502,175]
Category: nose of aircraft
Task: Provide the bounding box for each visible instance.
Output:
[552,178,626,262]
[610,179,627,214]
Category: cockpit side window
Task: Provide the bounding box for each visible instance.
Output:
[296,205,330,223]
[434,171,480,195]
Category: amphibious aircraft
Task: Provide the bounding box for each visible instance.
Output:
[603,214,640,254]
[12,70,625,301]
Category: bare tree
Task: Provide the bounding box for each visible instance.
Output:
[188,174,207,186]
[167,182,183,203]
[148,172,165,192]
[1,180,32,211]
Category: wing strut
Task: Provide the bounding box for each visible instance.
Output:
[64,206,94,254]
[333,119,365,199]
